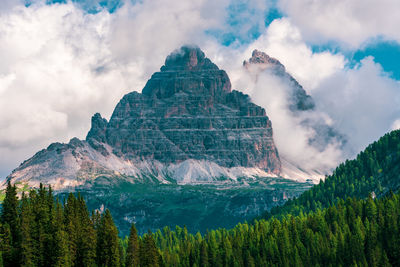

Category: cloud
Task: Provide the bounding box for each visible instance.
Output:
[0,0,24,14]
[234,66,344,175]
[313,57,400,152]
[258,19,345,90]
[219,19,400,177]
[0,0,273,178]
[0,0,399,181]
[0,3,127,178]
[214,19,347,176]
[278,0,400,48]
[391,119,400,131]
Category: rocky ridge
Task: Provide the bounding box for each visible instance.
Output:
[4,46,282,189]
[243,49,316,112]
[243,50,347,181]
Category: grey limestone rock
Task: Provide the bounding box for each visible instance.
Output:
[89,46,281,174]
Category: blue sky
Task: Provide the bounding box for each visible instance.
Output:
[0,0,399,180]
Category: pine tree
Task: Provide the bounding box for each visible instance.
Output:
[19,192,35,266]
[64,193,78,265]
[141,231,161,267]
[0,181,20,266]
[0,181,19,240]
[96,209,120,267]
[0,223,13,267]
[77,195,96,266]
[32,184,53,267]
[52,200,71,267]
[199,240,208,267]
[126,223,140,267]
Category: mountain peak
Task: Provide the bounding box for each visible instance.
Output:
[161,46,218,71]
[142,45,231,99]
[243,49,285,72]
[5,46,282,190]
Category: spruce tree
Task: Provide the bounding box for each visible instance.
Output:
[96,209,120,267]
[199,240,208,267]
[126,223,140,267]
[77,195,96,266]
[141,231,160,267]
[0,223,13,267]
[0,181,19,266]
[64,193,78,265]
[0,181,19,239]
[19,192,35,266]
[52,200,71,267]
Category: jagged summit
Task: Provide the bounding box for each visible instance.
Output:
[244,49,346,179]
[244,49,315,112]
[162,46,219,71]
[243,49,285,72]
[5,46,281,189]
[93,46,280,171]
[142,46,231,100]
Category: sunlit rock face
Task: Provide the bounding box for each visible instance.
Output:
[5,46,282,189]
[88,46,281,173]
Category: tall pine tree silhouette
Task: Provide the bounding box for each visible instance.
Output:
[96,209,120,267]
[126,223,140,267]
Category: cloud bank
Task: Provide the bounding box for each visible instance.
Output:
[0,0,399,180]
[278,0,400,48]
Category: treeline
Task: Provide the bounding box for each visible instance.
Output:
[0,182,161,267]
[153,192,400,266]
[265,129,400,219]
[2,181,400,266]
[1,130,400,266]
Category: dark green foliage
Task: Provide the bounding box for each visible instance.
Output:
[151,192,400,267]
[1,182,400,266]
[0,223,12,267]
[96,209,120,267]
[0,181,19,240]
[64,193,96,266]
[126,223,140,267]
[266,129,400,219]
[0,184,120,267]
[0,181,20,266]
[140,231,161,267]
[2,130,400,266]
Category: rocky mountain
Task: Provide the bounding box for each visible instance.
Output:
[244,49,346,180]
[0,46,319,235]
[4,46,282,190]
[243,49,315,112]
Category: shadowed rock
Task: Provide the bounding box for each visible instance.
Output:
[90,46,281,173]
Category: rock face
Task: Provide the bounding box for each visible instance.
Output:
[88,46,281,173]
[4,46,281,189]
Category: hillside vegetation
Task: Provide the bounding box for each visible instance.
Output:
[265,130,400,219]
[1,130,400,266]
[1,181,400,266]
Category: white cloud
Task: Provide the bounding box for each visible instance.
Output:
[235,67,344,174]
[313,57,400,153]
[0,0,273,178]
[0,0,399,181]
[391,119,400,131]
[0,3,128,178]
[220,19,400,176]
[205,19,345,100]
[278,0,400,48]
